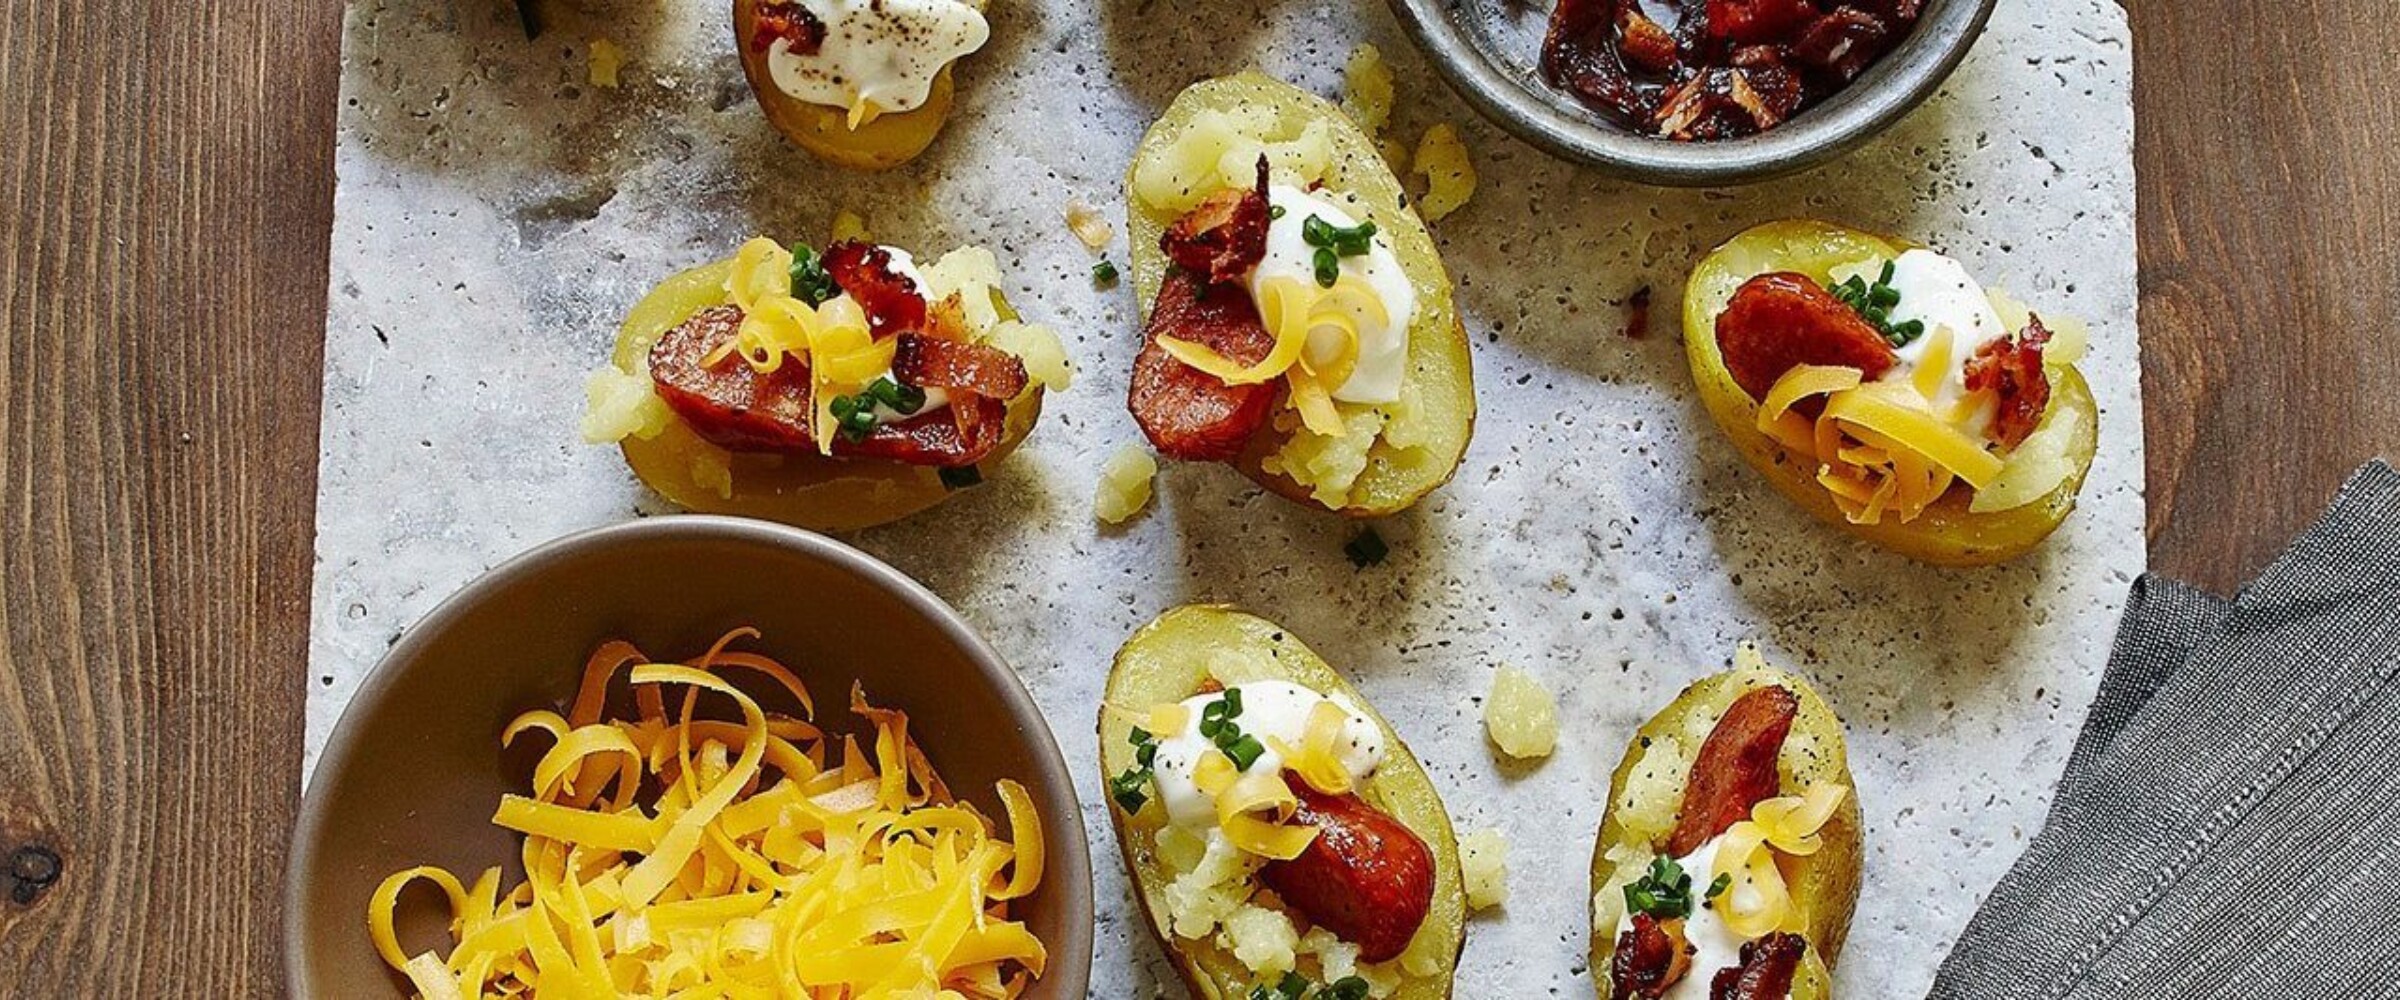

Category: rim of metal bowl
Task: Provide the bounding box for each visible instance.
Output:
[1383,0,1999,186]
[285,514,1094,997]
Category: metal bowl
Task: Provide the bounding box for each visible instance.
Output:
[1384,0,1998,185]
[286,516,1093,997]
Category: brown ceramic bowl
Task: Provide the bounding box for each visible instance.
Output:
[285,516,1092,997]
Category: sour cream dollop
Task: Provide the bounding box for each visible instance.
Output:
[1247,185,1418,406]
[1150,680,1386,829]
[1847,248,2012,438]
[1607,838,1750,1000]
[765,0,988,118]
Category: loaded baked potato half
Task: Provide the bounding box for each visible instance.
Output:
[1590,651,1862,1000]
[1124,73,1476,517]
[1686,219,2099,566]
[582,235,1071,531]
[732,0,984,169]
[1102,606,1466,998]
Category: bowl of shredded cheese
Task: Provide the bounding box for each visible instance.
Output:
[288,516,1092,998]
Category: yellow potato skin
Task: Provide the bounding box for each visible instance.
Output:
[1126,73,1477,517]
[1588,664,1863,1000]
[608,258,1041,532]
[1100,606,1466,999]
[1683,219,2099,566]
[732,0,962,170]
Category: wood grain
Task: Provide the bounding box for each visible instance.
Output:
[0,0,339,993]
[2134,2,2400,591]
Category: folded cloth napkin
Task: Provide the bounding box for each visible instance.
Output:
[1931,460,2400,1000]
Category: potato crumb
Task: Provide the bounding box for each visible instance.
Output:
[1459,828,1509,910]
[1411,124,1476,222]
[830,210,870,243]
[987,321,1073,391]
[588,38,624,89]
[1063,199,1115,251]
[1483,664,1558,760]
[1095,444,1159,524]
[580,365,672,444]
[1343,45,1395,136]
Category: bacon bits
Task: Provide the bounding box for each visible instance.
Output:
[647,305,1006,467]
[1611,914,1694,999]
[892,333,1029,401]
[1709,932,1807,1000]
[1667,685,1798,857]
[1160,157,1272,284]
[1129,270,1280,462]
[749,0,826,55]
[821,241,928,340]
[1964,315,2055,449]
[1257,784,1438,963]
[1540,0,1921,140]
[1714,272,1899,403]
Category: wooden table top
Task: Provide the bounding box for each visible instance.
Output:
[0,0,2391,992]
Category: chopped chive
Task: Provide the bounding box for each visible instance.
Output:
[789,243,841,307]
[1091,259,1119,285]
[1269,205,1287,220]
[1344,527,1390,568]
[1312,247,1339,288]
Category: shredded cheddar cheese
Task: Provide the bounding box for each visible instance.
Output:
[1709,782,1847,939]
[367,630,1049,998]
[713,237,896,454]
[1158,274,1383,436]
[1758,362,2004,525]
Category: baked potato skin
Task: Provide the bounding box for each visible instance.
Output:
[1125,73,1476,518]
[731,0,962,170]
[1683,219,2099,566]
[1101,606,1465,999]
[609,258,1042,532]
[1587,663,1863,1000]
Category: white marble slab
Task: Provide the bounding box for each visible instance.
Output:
[310,0,2140,994]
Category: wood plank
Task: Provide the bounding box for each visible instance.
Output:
[0,0,338,991]
[2135,2,2400,592]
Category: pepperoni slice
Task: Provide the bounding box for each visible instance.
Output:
[1666,685,1799,857]
[821,241,927,340]
[646,304,1005,467]
[1129,269,1280,462]
[1160,157,1271,285]
[892,333,1029,401]
[1714,272,1899,403]
[1258,783,1437,963]
[1963,315,2054,449]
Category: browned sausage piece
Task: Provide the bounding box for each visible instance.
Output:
[1666,686,1799,857]
[1128,270,1280,462]
[1257,782,1436,963]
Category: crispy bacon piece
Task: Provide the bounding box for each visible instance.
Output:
[749,0,826,55]
[892,333,1029,401]
[1618,5,1682,74]
[1710,932,1807,1000]
[1258,783,1437,963]
[1707,0,1824,46]
[1964,315,2055,449]
[1129,270,1279,462]
[1791,6,1897,81]
[646,304,1006,467]
[1160,157,1271,285]
[1610,914,1694,999]
[821,241,927,340]
[1714,272,1900,404]
[1541,0,1654,122]
[1667,686,1799,857]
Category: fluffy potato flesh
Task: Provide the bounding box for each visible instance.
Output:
[603,258,1042,532]
[1588,657,1863,1000]
[1683,219,2100,566]
[732,0,964,170]
[1125,73,1476,517]
[1102,606,1466,998]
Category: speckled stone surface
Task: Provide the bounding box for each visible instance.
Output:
[309,0,2139,994]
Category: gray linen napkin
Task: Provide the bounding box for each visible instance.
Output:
[1930,461,2400,1000]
